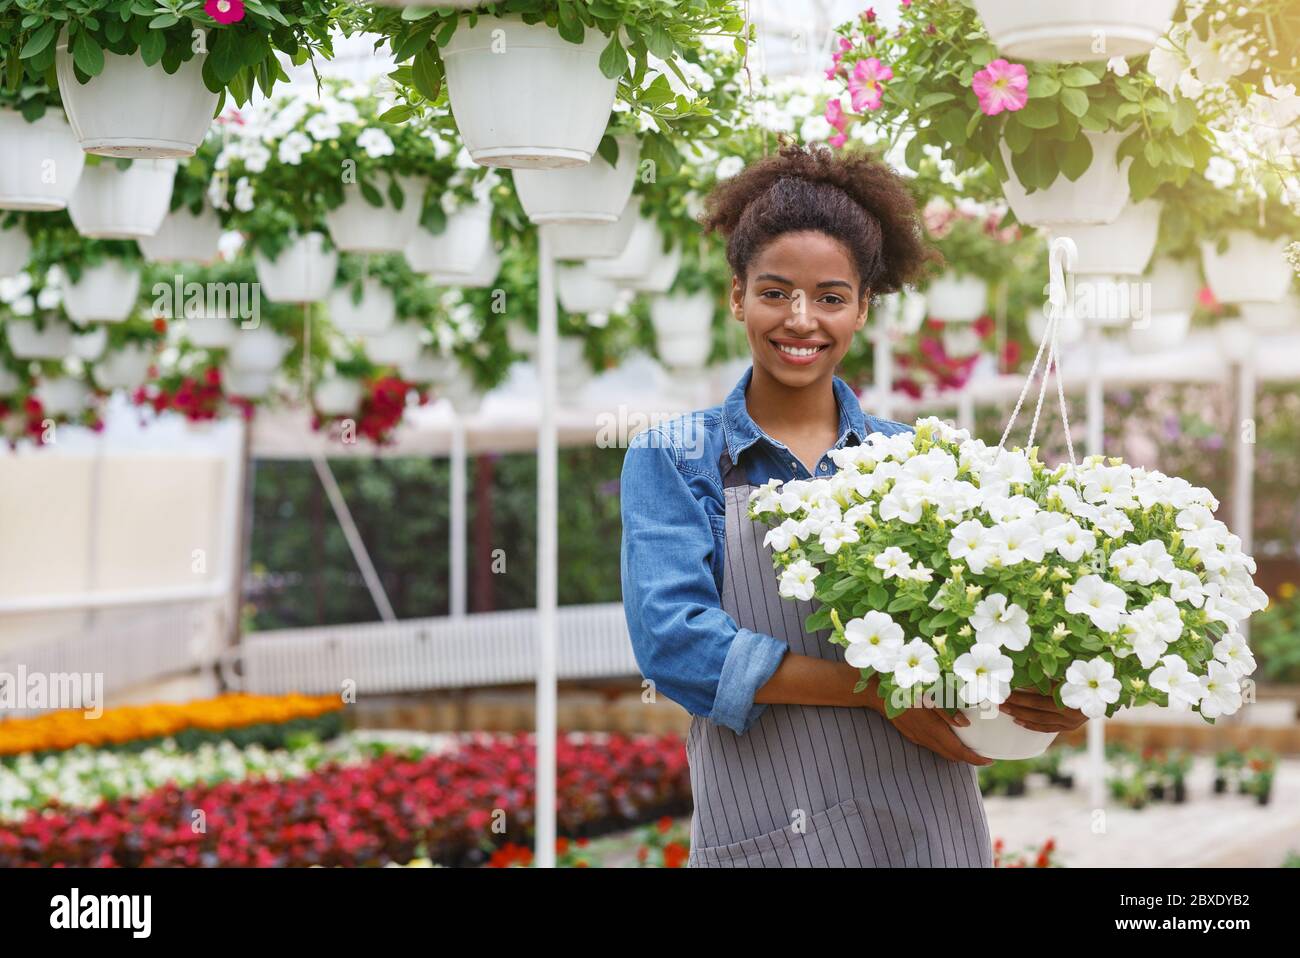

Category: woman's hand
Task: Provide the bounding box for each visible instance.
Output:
[998,689,1088,732]
[888,705,995,767]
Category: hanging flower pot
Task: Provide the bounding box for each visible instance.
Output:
[399,349,458,385]
[440,16,620,169]
[313,376,364,417]
[62,259,141,324]
[425,243,501,288]
[4,318,73,360]
[221,364,275,399]
[441,368,484,416]
[542,200,638,260]
[56,46,219,158]
[555,336,592,403]
[972,0,1179,62]
[0,222,31,277]
[1073,274,1141,328]
[0,366,20,395]
[35,376,92,417]
[651,292,715,370]
[953,706,1058,760]
[362,322,425,367]
[182,303,238,349]
[227,327,292,374]
[323,177,428,254]
[1239,291,1300,333]
[506,320,538,360]
[557,264,622,314]
[67,159,177,240]
[71,324,108,361]
[1049,200,1161,276]
[136,204,223,264]
[1127,309,1191,353]
[513,136,640,224]
[328,279,397,336]
[619,241,682,294]
[253,233,339,304]
[1144,255,1202,313]
[999,131,1130,229]
[0,108,86,212]
[586,213,671,286]
[404,201,493,275]
[1201,231,1293,304]
[95,343,154,390]
[924,274,989,323]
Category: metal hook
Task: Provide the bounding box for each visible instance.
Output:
[1047,236,1077,320]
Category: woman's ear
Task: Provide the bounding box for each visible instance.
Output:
[854,290,871,331]
[730,274,745,322]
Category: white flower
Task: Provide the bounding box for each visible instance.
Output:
[748,478,782,516]
[819,521,860,555]
[892,639,940,689]
[357,127,396,159]
[763,519,801,553]
[233,176,255,213]
[241,142,271,174]
[1064,574,1128,633]
[1106,55,1130,77]
[1167,569,1206,607]
[778,560,818,601]
[949,519,995,574]
[1148,655,1203,711]
[715,155,743,179]
[305,111,341,142]
[984,494,1037,524]
[1197,661,1243,719]
[277,131,312,166]
[1043,517,1096,562]
[970,593,1031,651]
[1060,658,1121,719]
[986,518,1045,566]
[1213,631,1256,680]
[952,643,1014,706]
[1092,505,1134,538]
[843,611,905,672]
[873,546,914,579]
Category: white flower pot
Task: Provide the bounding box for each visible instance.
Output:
[973,0,1178,62]
[999,131,1130,229]
[221,364,275,398]
[954,705,1058,760]
[1127,309,1191,352]
[56,46,219,158]
[62,259,141,324]
[1073,273,1142,327]
[136,204,223,264]
[442,369,484,416]
[0,222,31,277]
[67,159,178,240]
[227,327,292,374]
[542,200,638,260]
[399,350,458,384]
[313,376,364,416]
[924,274,988,323]
[1049,199,1161,276]
[35,376,91,417]
[328,279,397,336]
[0,108,86,212]
[1200,231,1292,304]
[5,318,73,360]
[586,214,670,285]
[404,201,493,274]
[95,343,154,389]
[651,292,715,370]
[182,309,239,349]
[253,233,339,304]
[619,241,682,294]
[324,177,427,254]
[555,336,591,403]
[1144,255,1202,313]
[506,321,538,359]
[362,322,425,366]
[71,324,108,361]
[557,264,621,314]
[513,135,640,224]
[425,243,501,288]
[441,16,620,169]
[0,366,21,395]
[1239,292,1299,333]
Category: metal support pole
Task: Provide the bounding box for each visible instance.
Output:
[310,453,396,623]
[873,310,894,421]
[535,229,558,868]
[450,416,467,618]
[1231,336,1257,642]
[1084,320,1106,810]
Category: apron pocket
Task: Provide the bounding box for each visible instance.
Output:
[689,797,867,868]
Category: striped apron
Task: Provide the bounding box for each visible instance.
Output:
[686,449,994,868]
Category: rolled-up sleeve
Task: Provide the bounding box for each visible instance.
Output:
[619,427,788,734]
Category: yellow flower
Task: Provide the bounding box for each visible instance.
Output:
[1280,582,1296,600]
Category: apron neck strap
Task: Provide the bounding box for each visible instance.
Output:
[719,449,749,490]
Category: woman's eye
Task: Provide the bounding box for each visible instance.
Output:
[760,289,788,300]
[820,294,846,305]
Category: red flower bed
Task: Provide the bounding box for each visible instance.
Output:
[0,733,690,868]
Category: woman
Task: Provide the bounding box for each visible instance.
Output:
[619,144,1086,868]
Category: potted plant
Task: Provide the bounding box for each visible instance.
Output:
[919,198,1027,322]
[425,242,501,288]
[512,133,640,224]
[1240,748,1276,806]
[311,351,424,445]
[971,0,1180,64]
[2,1,356,158]
[24,211,142,323]
[0,86,85,210]
[328,254,413,337]
[93,315,163,391]
[67,157,177,239]
[405,198,494,276]
[136,126,231,264]
[0,214,31,276]
[543,198,638,260]
[1051,198,1162,276]
[1213,747,1243,794]
[556,262,623,316]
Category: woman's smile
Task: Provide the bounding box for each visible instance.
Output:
[769,336,832,365]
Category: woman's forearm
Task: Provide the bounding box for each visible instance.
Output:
[753,652,885,713]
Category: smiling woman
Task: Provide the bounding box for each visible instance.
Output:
[619,143,1010,868]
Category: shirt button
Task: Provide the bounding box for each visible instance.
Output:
[820,463,828,472]
[790,460,797,470]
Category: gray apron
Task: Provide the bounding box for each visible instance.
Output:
[686,449,994,868]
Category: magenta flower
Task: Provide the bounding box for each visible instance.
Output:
[838,37,853,53]
[825,98,846,132]
[829,132,848,149]
[972,58,1029,116]
[849,57,892,111]
[204,0,245,24]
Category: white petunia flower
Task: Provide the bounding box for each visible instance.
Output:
[952,643,1014,706]
[778,560,819,601]
[970,593,1031,651]
[357,127,396,159]
[819,522,860,555]
[1148,654,1203,711]
[843,611,905,672]
[892,639,940,689]
[1060,658,1121,719]
[873,546,914,579]
[1064,574,1128,633]
[1213,631,1256,680]
[949,519,995,574]
[1197,661,1243,718]
[1044,517,1096,562]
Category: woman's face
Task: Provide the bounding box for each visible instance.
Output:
[730,230,869,388]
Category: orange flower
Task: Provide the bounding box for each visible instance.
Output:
[663,842,689,868]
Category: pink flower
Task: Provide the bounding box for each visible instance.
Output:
[204,0,245,24]
[972,59,1029,116]
[829,132,848,149]
[825,98,846,132]
[849,57,892,111]
[838,37,853,53]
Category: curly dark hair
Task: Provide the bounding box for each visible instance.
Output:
[699,143,939,301]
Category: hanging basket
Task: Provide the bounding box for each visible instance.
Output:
[441,368,484,415]
[313,376,364,417]
[137,204,223,264]
[619,240,681,294]
[1201,231,1292,305]
[399,349,459,385]
[327,278,397,336]
[221,364,275,398]
[999,131,1130,229]
[1239,292,1300,333]
[95,343,154,389]
[182,303,238,349]
[62,259,141,323]
[0,366,21,395]
[506,321,538,360]
[35,376,91,416]
[556,264,622,314]
[362,322,425,367]
[1127,309,1191,352]
[441,15,620,169]
[1050,199,1161,276]
[651,291,715,370]
[67,159,177,240]
[924,274,988,323]
[56,46,219,158]
[5,318,74,360]
[0,222,31,277]
[555,336,592,403]
[404,201,493,274]
[1143,255,1202,313]
[542,200,638,260]
[424,242,501,288]
[972,0,1179,62]
[253,232,339,304]
[513,135,640,224]
[586,214,672,287]
[227,327,292,374]
[0,108,86,211]
[324,177,428,254]
[71,324,108,361]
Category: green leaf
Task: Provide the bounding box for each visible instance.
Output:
[645,22,674,59]
[597,31,627,79]
[1057,134,1094,180]
[1061,65,1100,87]
[412,47,441,101]
[1060,86,1089,118]
[1026,74,1061,98]
[1016,97,1058,129]
[596,134,618,166]
[359,180,384,207]
[378,104,416,123]
[19,22,56,60]
[1170,98,1196,136]
[72,30,105,78]
[917,91,956,110]
[139,28,165,66]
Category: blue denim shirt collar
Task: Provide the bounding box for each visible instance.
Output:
[721,364,868,463]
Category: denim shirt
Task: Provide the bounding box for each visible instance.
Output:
[618,364,914,735]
